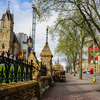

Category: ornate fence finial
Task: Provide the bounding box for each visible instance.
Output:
[16,54,18,60]
[7,50,10,58]
[1,51,4,57]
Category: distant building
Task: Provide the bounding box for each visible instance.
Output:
[75,59,88,72]
[27,36,32,57]
[82,59,88,71]
[54,61,64,72]
[16,33,28,60]
[0,9,20,55]
[88,35,100,74]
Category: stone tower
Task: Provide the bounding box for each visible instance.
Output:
[0,10,14,53]
[0,3,20,55]
[40,28,53,76]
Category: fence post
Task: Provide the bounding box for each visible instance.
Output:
[14,61,18,82]
[36,83,40,100]
[38,62,43,99]
[30,60,33,80]
[21,60,24,81]
[49,78,52,87]
[5,51,11,83]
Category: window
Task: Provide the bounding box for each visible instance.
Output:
[2,44,5,49]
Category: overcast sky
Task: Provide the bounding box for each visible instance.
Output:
[0,0,67,69]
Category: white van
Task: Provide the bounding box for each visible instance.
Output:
[87,68,90,74]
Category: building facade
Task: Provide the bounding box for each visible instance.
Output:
[16,33,28,60]
[88,35,100,74]
[27,36,32,57]
[82,59,88,72]
[0,10,20,55]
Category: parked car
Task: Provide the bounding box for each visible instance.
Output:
[87,70,90,74]
[60,71,66,81]
[57,71,66,82]
[83,71,87,73]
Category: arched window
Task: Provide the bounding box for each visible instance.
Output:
[2,44,5,49]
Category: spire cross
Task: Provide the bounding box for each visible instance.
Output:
[46,27,48,44]
[8,1,10,11]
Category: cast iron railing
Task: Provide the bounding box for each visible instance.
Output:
[0,51,33,84]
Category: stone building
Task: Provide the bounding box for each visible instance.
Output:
[40,28,53,76]
[40,43,53,76]
[54,61,64,74]
[0,9,20,55]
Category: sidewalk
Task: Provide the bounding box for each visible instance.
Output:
[41,73,100,100]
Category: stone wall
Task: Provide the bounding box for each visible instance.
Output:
[0,78,53,100]
[0,81,39,100]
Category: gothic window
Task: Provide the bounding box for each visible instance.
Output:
[2,44,5,49]
[2,33,7,38]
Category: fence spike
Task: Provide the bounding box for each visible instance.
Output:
[1,51,4,56]
[7,50,10,58]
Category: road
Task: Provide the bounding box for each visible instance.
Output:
[82,73,100,82]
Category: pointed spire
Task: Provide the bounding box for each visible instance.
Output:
[46,27,48,45]
[8,1,10,11]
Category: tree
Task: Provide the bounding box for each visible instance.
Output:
[36,0,99,79]
[37,0,100,52]
[53,15,91,78]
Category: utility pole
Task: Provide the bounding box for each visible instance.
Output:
[93,25,96,82]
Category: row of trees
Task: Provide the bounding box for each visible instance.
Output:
[35,0,100,79]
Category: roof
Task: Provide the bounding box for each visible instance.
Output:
[13,33,19,44]
[1,10,13,21]
[40,43,53,57]
[27,36,32,42]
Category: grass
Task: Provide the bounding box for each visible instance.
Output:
[0,64,21,83]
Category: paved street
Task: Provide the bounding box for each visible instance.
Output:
[42,73,100,100]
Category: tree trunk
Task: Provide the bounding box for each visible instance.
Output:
[71,67,72,75]
[73,52,77,76]
[73,61,76,76]
[79,47,82,79]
